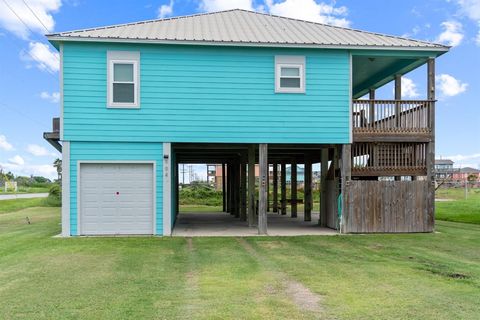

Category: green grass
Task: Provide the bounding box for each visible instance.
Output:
[435,188,480,225]
[0,198,58,214]
[0,186,50,194]
[1,207,480,319]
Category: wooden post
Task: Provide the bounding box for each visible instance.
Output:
[427,58,436,230]
[258,144,268,235]
[369,88,375,124]
[267,164,270,212]
[281,162,287,215]
[240,156,247,221]
[235,161,241,218]
[320,148,328,227]
[226,163,231,213]
[340,144,352,233]
[304,156,312,221]
[394,74,402,181]
[222,163,226,212]
[273,163,278,213]
[248,144,256,227]
[291,161,297,218]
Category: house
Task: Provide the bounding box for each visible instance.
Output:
[435,159,456,180]
[44,9,448,236]
[452,167,480,182]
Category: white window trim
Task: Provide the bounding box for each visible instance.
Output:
[275,56,306,93]
[107,51,140,108]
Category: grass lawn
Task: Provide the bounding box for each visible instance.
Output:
[1,206,479,319]
[0,198,56,214]
[436,188,480,224]
[0,186,50,194]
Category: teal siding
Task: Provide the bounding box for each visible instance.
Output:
[63,43,351,143]
[69,141,163,236]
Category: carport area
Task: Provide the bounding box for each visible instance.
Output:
[171,143,342,236]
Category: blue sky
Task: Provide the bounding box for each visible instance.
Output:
[0,0,479,180]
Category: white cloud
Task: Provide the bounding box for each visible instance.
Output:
[158,0,174,18]
[455,0,480,21]
[445,153,480,169]
[476,24,480,45]
[401,77,419,99]
[436,20,464,47]
[437,74,468,97]
[199,0,254,11]
[21,41,59,73]
[0,0,61,40]
[26,144,57,157]
[0,135,14,151]
[0,161,57,179]
[8,155,25,166]
[266,0,350,27]
[40,91,60,103]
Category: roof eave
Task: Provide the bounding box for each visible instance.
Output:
[46,35,450,53]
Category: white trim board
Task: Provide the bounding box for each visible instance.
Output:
[163,143,172,236]
[76,160,156,236]
[61,141,70,237]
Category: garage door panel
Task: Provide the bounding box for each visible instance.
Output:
[80,163,154,235]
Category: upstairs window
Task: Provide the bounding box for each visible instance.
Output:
[107,51,140,108]
[275,56,305,93]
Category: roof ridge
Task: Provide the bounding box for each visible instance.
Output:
[47,8,241,36]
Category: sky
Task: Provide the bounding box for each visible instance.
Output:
[0,0,479,181]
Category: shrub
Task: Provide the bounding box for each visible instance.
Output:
[45,183,61,207]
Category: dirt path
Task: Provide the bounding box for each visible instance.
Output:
[236,238,324,316]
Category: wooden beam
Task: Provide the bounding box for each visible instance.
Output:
[258,144,268,235]
[340,144,352,232]
[369,88,375,124]
[394,74,402,181]
[240,157,247,221]
[234,161,240,218]
[273,163,278,213]
[226,163,231,213]
[320,148,328,227]
[304,156,312,221]
[427,58,436,228]
[222,163,226,212]
[291,161,298,218]
[248,144,256,227]
[281,162,287,215]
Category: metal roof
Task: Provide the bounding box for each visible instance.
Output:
[435,159,454,165]
[48,9,448,51]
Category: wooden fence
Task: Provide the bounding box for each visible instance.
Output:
[342,180,434,233]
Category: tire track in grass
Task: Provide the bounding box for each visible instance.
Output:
[182,237,200,317]
[236,237,324,317]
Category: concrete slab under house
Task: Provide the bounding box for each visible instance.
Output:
[43,9,449,237]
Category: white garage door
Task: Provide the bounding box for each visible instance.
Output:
[79,163,154,235]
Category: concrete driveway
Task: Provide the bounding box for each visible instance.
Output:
[0,193,49,201]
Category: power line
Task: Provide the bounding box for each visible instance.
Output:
[1,0,60,62]
[0,102,50,129]
[22,0,51,35]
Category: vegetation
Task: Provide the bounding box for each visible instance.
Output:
[180,183,223,206]
[435,188,480,225]
[0,206,479,319]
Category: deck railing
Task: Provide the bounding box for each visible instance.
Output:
[352,100,433,135]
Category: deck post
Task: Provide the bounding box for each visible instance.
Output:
[281,162,287,215]
[320,148,328,227]
[226,163,231,213]
[258,143,268,235]
[267,163,270,212]
[291,160,297,218]
[272,163,278,213]
[394,74,402,181]
[340,144,352,232]
[248,144,256,227]
[369,88,375,124]
[233,161,242,218]
[222,163,226,212]
[304,155,312,221]
[240,155,247,221]
[427,58,436,229]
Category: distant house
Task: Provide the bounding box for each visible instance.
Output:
[44,9,448,236]
[435,159,455,180]
[452,167,480,182]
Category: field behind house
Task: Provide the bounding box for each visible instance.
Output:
[0,190,479,319]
